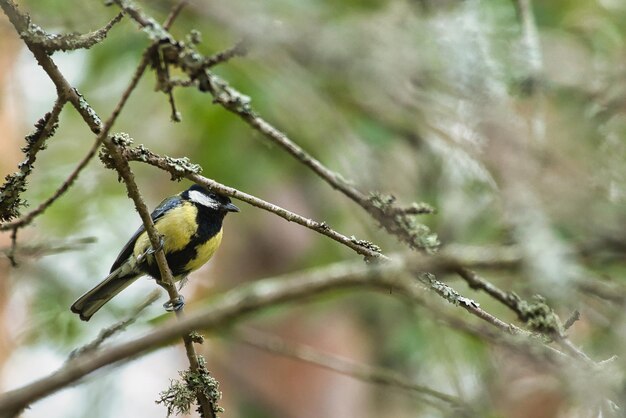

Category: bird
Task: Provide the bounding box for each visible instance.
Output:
[71,184,239,321]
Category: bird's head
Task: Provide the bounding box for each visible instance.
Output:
[183,185,240,214]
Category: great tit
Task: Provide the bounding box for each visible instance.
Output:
[71,184,239,321]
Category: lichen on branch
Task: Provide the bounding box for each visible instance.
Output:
[0,103,63,222]
[99,134,202,181]
[156,356,223,417]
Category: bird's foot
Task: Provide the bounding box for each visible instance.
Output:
[163,295,185,312]
[146,235,165,255]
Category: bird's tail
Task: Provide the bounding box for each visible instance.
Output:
[71,266,140,321]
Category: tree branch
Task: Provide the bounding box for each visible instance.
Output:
[114,143,385,261]
[193,69,439,251]
[0,255,582,416]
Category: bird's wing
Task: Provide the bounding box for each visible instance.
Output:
[109,194,183,273]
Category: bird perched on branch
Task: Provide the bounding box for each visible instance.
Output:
[71,184,239,321]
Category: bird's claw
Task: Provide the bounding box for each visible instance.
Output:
[163,295,185,312]
[146,236,165,255]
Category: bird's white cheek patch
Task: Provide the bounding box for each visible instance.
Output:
[188,190,219,209]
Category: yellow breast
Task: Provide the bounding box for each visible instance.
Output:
[133,202,198,257]
[131,202,223,277]
[185,229,223,272]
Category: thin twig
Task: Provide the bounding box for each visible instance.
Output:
[163,0,188,30]
[69,290,161,360]
[167,89,181,122]
[234,328,467,410]
[207,86,369,206]
[554,337,593,363]
[19,98,66,172]
[201,40,248,69]
[425,274,524,335]
[443,244,626,306]
[455,267,521,316]
[168,78,196,88]
[151,2,201,123]
[0,237,96,260]
[0,97,66,222]
[22,12,124,53]
[563,310,580,331]
[7,228,18,267]
[189,174,385,262]
[1,137,101,231]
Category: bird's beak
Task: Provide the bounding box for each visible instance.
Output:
[223,202,240,213]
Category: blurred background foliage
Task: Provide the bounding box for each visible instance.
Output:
[1,0,626,417]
